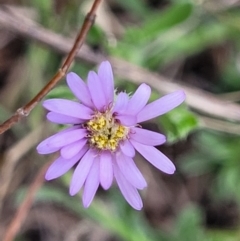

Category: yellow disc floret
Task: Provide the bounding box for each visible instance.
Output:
[86,111,128,151]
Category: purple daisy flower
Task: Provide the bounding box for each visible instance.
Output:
[37,61,185,210]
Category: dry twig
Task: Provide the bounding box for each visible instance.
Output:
[199,116,240,134]
[2,159,53,241]
[0,0,102,134]
[0,124,46,210]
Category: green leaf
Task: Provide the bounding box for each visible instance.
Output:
[145,22,230,68]
[124,3,193,45]
[114,0,149,18]
[46,85,74,99]
[159,105,198,143]
[87,25,106,46]
[207,229,240,241]
[180,153,215,176]
[173,205,205,241]
[108,3,193,65]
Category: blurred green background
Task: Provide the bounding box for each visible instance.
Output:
[1,0,240,240]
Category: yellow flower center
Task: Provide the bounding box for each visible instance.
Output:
[86,111,128,151]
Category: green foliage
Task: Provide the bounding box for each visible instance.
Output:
[219,56,240,91]
[15,186,210,241]
[146,22,229,68]
[114,0,149,19]
[26,45,51,129]
[46,85,74,99]
[109,3,193,66]
[15,184,152,241]
[31,0,53,26]
[172,205,206,241]
[87,25,106,47]
[207,229,240,241]
[123,3,193,44]
[180,131,240,202]
[159,105,198,143]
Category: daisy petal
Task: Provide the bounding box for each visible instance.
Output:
[47,112,83,124]
[45,146,88,180]
[114,162,143,210]
[36,127,78,154]
[70,149,96,196]
[99,151,113,190]
[98,61,114,104]
[37,141,59,154]
[137,90,186,123]
[126,84,151,115]
[66,72,94,108]
[130,140,176,174]
[120,140,135,157]
[116,152,147,190]
[83,158,100,208]
[60,139,87,159]
[43,99,93,119]
[113,92,129,113]
[47,129,86,148]
[87,71,107,111]
[116,114,137,126]
[130,127,166,146]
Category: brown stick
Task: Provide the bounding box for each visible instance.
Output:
[2,159,53,241]
[0,0,102,135]
[0,124,46,211]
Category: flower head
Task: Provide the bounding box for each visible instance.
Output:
[37,61,185,210]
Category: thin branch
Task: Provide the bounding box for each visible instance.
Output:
[0,0,102,134]
[199,116,240,135]
[2,159,54,241]
[0,124,46,211]
[218,90,240,102]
